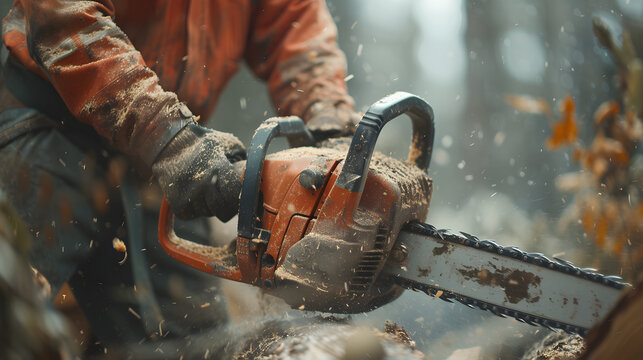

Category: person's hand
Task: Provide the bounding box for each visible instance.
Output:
[152,123,246,221]
[291,102,360,147]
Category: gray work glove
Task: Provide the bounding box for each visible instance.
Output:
[152,123,246,221]
[290,102,360,147]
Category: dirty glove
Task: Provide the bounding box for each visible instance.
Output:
[291,102,360,147]
[152,123,246,221]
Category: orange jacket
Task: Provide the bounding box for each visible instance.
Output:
[2,0,353,163]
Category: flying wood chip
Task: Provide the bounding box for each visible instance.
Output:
[505,95,552,116]
[112,238,127,252]
[592,134,629,165]
[594,101,620,125]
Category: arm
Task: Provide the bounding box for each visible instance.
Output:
[245,0,359,140]
[3,0,189,164]
[3,1,244,220]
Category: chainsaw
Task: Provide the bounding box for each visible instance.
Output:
[158,92,628,336]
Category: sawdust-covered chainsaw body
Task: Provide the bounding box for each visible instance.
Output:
[159,92,627,335]
[159,92,434,311]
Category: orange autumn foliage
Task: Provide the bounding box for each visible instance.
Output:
[577,134,629,180]
[510,19,643,281]
[582,209,595,237]
[546,95,578,149]
[505,94,579,149]
[595,216,608,248]
[612,235,626,255]
[510,93,643,280]
[594,101,620,126]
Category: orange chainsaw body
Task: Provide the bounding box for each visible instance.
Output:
[159,92,435,312]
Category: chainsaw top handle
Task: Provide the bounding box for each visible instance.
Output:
[335,91,434,193]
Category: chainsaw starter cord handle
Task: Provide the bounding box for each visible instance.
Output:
[335,91,435,193]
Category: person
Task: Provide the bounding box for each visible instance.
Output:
[0,0,358,355]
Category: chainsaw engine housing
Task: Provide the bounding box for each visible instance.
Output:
[266,140,432,312]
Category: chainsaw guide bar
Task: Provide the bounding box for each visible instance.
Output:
[385,222,628,336]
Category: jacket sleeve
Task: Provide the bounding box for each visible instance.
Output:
[244,0,355,123]
[2,1,193,165]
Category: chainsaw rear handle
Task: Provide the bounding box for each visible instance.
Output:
[158,116,314,282]
[334,91,434,193]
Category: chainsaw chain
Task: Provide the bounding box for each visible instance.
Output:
[390,222,629,336]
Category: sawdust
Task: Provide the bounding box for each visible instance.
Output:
[384,321,417,350]
[34,5,120,67]
[265,144,347,162]
[233,317,423,359]
[407,129,431,168]
[267,140,432,214]
[152,122,244,220]
[168,231,237,273]
[368,151,432,210]
[172,235,229,259]
[274,233,344,286]
[521,331,585,360]
[98,67,164,127]
[320,137,432,210]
